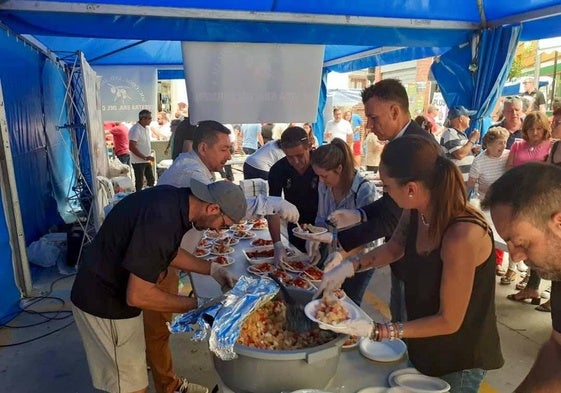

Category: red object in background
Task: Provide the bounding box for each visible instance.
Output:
[495,249,504,266]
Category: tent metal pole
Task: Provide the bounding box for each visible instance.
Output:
[89,40,147,63]
[551,51,558,110]
[0,81,33,297]
[0,1,479,30]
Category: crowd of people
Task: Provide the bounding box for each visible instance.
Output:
[81,77,561,393]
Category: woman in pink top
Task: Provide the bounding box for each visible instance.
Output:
[506,111,552,168]
[504,111,552,305]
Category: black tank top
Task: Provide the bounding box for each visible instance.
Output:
[401,211,504,376]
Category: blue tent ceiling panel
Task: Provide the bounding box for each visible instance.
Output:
[2,0,561,70]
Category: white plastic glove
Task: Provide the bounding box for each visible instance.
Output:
[324,251,344,272]
[327,209,362,229]
[264,196,300,223]
[293,230,333,243]
[314,261,355,298]
[273,241,287,268]
[210,262,238,289]
[306,240,322,265]
[318,319,373,338]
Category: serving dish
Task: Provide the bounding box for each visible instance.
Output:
[250,238,274,247]
[206,255,234,266]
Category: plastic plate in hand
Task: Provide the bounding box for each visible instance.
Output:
[292,225,328,239]
[303,299,361,327]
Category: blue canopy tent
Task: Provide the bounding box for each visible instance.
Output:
[1,0,561,320]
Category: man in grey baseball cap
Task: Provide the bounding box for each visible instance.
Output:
[190,179,247,224]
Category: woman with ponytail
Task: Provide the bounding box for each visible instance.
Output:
[316,135,503,392]
[304,137,377,304]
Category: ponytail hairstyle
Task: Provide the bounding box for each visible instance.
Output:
[380,135,486,241]
[311,137,355,193]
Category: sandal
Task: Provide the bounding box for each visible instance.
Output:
[536,299,551,312]
[500,269,517,285]
[495,265,506,276]
[516,275,529,290]
[506,293,541,305]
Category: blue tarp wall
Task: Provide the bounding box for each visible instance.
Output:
[0,29,75,319]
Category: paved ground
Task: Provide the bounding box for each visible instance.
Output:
[0,260,553,393]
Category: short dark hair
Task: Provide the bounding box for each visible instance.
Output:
[482,162,561,228]
[139,109,151,120]
[279,126,309,150]
[361,79,409,112]
[192,120,231,150]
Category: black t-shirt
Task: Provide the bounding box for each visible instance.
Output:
[71,186,192,319]
[522,90,546,108]
[268,157,319,251]
[172,118,196,160]
[552,281,561,334]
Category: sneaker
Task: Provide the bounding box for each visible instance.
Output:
[175,378,209,393]
[541,286,552,299]
[516,261,528,272]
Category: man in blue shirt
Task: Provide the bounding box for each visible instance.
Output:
[241,123,263,154]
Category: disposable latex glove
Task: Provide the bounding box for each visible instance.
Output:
[327,209,361,229]
[210,262,238,289]
[318,319,373,338]
[306,240,322,265]
[314,261,355,298]
[273,241,287,268]
[264,197,300,223]
[293,230,333,243]
[324,251,344,272]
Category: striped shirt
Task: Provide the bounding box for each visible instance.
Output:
[468,150,509,198]
[440,127,475,182]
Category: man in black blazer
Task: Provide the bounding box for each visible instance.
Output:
[328,79,436,321]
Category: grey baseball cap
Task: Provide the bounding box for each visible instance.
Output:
[190,179,247,223]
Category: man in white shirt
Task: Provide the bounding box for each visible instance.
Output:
[324,107,353,144]
[129,109,155,191]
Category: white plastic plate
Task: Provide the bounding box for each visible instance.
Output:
[388,367,423,387]
[359,338,407,363]
[304,299,361,327]
[394,374,450,393]
[206,256,235,267]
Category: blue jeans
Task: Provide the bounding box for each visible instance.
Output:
[439,368,486,393]
[342,268,375,306]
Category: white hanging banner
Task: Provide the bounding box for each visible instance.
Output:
[95,65,158,122]
[182,42,324,124]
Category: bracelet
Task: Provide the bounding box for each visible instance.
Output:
[378,322,388,341]
[370,322,379,341]
[396,322,404,339]
[387,322,396,341]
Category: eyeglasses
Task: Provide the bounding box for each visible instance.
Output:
[280,136,309,149]
[219,211,227,229]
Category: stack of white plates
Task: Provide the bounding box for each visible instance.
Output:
[387,368,450,392]
[359,338,407,362]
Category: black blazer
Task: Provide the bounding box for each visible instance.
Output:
[338,121,434,254]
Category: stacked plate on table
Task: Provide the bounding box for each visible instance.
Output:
[387,368,450,392]
[359,338,407,363]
